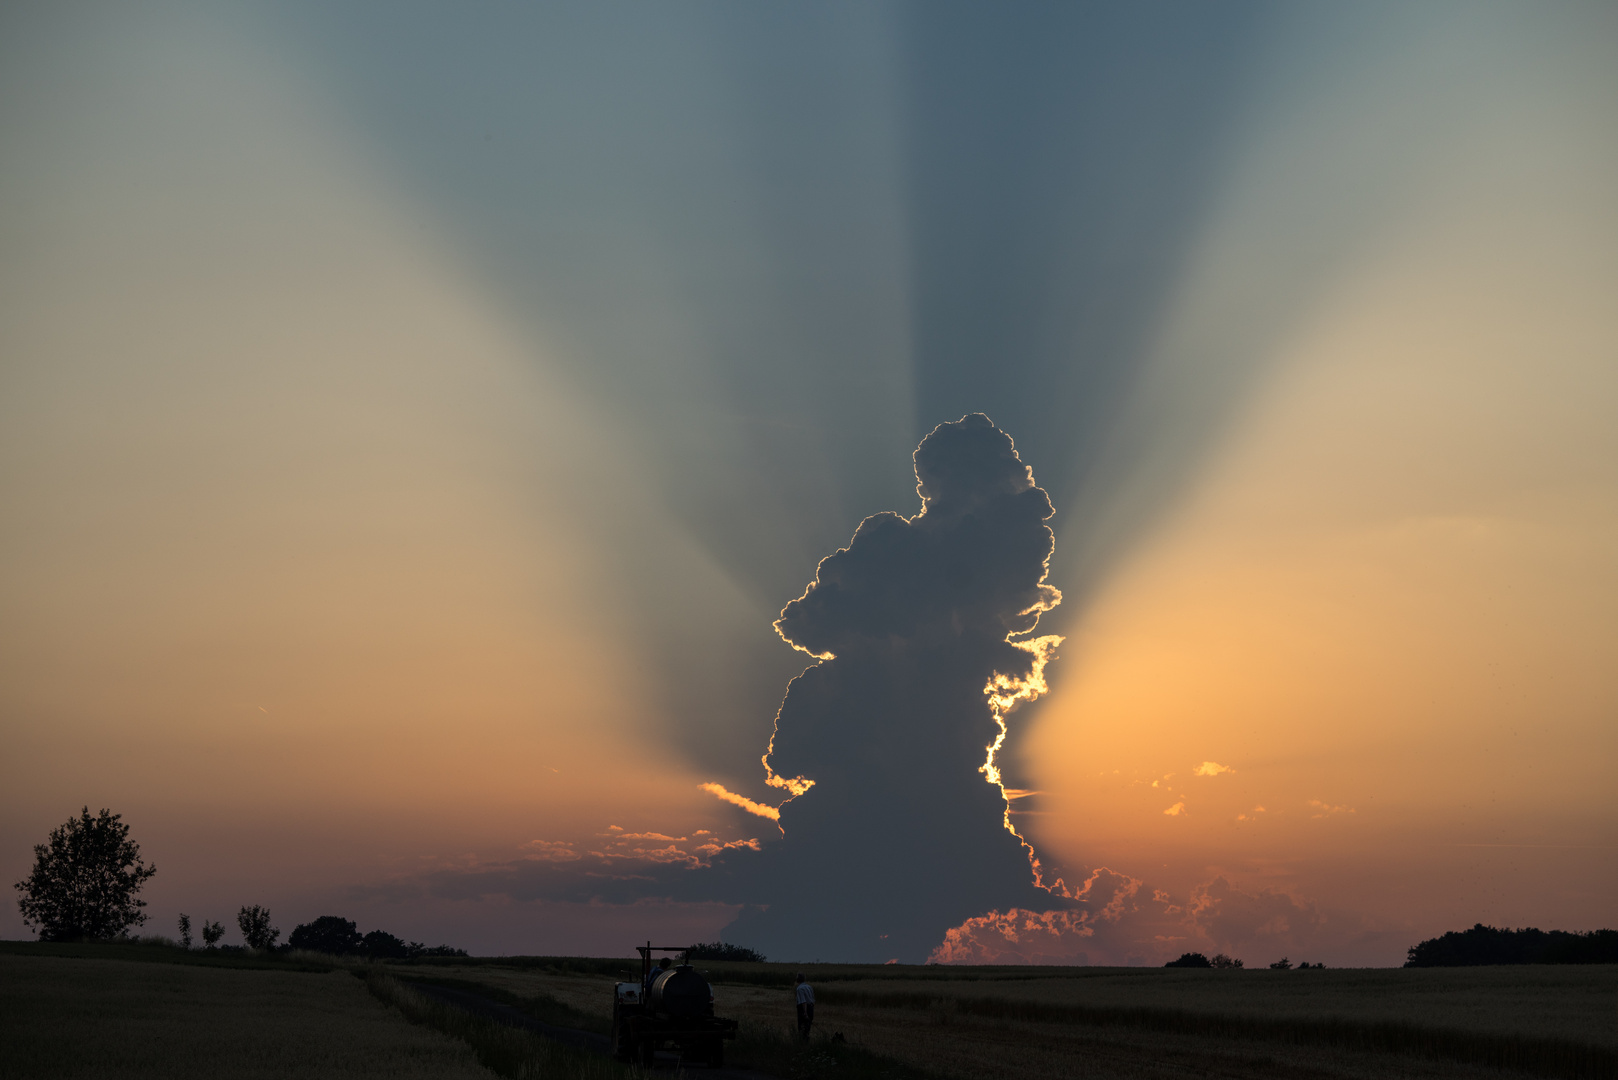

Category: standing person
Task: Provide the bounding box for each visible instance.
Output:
[794,973,815,1039]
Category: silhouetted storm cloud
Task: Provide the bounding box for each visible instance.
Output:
[407,416,1071,961]
[710,414,1069,962]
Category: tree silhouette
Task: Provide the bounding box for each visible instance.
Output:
[686,941,766,962]
[1164,952,1212,968]
[288,916,363,955]
[201,919,225,947]
[361,930,409,959]
[237,905,279,950]
[13,807,157,941]
[1405,923,1618,966]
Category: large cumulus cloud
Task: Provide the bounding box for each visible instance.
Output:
[715,414,1069,962]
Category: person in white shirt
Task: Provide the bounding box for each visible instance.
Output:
[794,973,815,1038]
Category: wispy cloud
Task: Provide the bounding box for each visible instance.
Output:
[699,782,781,821]
[520,840,582,862]
[1193,761,1233,777]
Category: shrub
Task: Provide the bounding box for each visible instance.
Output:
[201,919,225,947]
[409,942,469,958]
[1164,952,1212,968]
[1210,953,1244,969]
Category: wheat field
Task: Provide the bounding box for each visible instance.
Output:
[5,946,1614,1080]
[413,959,1617,1080]
[0,953,493,1080]
[814,965,1618,1048]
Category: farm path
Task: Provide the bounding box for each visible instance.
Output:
[415,983,779,1080]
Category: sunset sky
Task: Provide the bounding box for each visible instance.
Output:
[2,1,1614,965]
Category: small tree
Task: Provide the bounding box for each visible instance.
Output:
[14,807,157,941]
[201,919,225,948]
[237,905,279,950]
[1210,953,1244,969]
[178,913,194,949]
[1269,957,1292,970]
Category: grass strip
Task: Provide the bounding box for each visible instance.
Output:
[728,1023,941,1080]
[365,972,643,1080]
[393,973,612,1034]
[817,988,1616,1080]
[0,938,342,972]
[391,955,642,979]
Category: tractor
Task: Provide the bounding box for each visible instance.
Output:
[611,942,739,1068]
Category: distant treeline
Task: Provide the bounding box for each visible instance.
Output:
[287,915,466,959]
[1405,924,1618,967]
[686,941,766,962]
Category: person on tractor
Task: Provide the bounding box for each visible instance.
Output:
[645,955,672,994]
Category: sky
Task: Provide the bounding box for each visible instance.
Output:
[2,1,1614,966]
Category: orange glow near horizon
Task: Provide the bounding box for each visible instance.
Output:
[1015,157,1618,947]
[944,12,1618,960]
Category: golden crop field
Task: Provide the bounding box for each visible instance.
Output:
[0,953,493,1080]
[4,945,1614,1080]
[814,964,1618,1049]
[414,957,1617,1080]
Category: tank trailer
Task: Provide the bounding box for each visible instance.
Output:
[611,942,738,1067]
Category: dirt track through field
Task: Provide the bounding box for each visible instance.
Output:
[414,983,778,1080]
